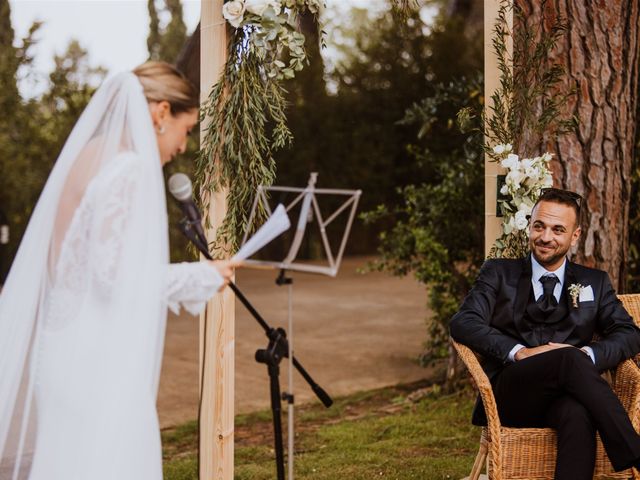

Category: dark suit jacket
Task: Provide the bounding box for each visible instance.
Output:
[449,255,640,425]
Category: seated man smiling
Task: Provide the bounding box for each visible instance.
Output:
[450,188,640,479]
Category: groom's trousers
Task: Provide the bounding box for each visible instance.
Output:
[491,347,640,480]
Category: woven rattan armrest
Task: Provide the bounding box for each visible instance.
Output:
[613,358,640,429]
[450,339,502,442]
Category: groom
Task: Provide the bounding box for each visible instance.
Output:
[450,188,640,479]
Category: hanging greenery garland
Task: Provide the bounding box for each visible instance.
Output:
[482,0,575,153]
[195,0,323,255]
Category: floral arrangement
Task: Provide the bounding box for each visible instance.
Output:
[489,143,554,258]
[222,0,323,80]
[195,0,324,254]
[494,143,553,233]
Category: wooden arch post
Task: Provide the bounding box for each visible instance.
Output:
[484,0,512,255]
[199,1,234,479]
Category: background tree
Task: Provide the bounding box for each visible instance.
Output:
[0,0,42,280]
[0,0,105,280]
[0,0,19,117]
[363,75,484,369]
[274,2,482,254]
[147,0,188,63]
[147,0,162,60]
[40,40,106,156]
[0,0,24,280]
[517,0,640,290]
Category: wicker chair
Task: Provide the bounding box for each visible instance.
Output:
[453,294,640,480]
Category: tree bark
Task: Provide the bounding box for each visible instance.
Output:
[517,0,640,290]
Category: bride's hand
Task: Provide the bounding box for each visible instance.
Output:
[208,260,242,291]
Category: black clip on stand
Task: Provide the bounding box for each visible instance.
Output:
[177,219,333,480]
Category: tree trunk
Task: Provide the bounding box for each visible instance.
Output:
[175,22,200,90]
[517,0,640,291]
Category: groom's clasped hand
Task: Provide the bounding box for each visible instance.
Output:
[512,341,575,361]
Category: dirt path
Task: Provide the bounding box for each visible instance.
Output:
[157,256,432,428]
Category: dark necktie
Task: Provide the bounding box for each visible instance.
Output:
[538,274,559,314]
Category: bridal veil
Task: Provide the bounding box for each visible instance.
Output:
[0,72,169,479]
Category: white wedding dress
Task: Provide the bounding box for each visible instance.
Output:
[28,156,220,480]
[0,73,220,480]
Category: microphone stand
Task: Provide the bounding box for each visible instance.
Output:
[275,269,295,480]
[177,218,333,480]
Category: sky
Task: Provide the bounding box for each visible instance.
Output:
[9,0,201,96]
[9,0,387,98]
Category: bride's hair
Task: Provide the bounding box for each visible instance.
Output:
[133,61,199,114]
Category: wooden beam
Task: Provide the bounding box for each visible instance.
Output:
[199,1,234,479]
[484,0,512,256]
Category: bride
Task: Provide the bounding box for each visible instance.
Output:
[0,62,235,479]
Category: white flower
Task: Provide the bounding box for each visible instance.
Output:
[524,166,542,186]
[514,210,529,230]
[494,149,555,254]
[517,202,532,216]
[245,0,281,16]
[501,153,520,170]
[506,169,525,188]
[223,0,245,27]
[525,166,540,178]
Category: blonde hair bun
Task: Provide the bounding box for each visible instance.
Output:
[133,61,199,114]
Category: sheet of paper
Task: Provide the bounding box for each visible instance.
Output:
[233,204,291,261]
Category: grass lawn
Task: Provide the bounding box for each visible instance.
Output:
[162,380,481,480]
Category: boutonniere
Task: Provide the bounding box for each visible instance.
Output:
[568,283,584,308]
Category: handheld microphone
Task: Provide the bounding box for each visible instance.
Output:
[168,173,209,252]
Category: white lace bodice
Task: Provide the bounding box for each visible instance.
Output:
[44,154,222,330]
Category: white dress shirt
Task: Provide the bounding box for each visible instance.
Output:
[508,256,595,363]
[531,255,565,302]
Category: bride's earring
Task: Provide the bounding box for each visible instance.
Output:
[157,124,166,135]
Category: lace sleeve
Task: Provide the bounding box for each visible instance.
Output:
[165,262,224,316]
